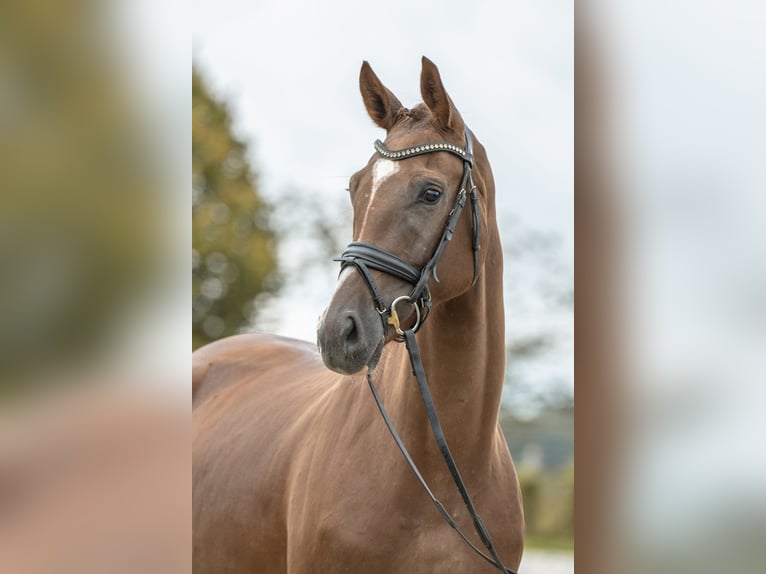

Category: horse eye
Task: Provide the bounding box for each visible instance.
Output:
[422,188,442,205]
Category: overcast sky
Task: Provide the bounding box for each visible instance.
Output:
[193,0,572,234]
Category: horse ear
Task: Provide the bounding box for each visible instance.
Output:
[359,61,404,131]
[420,56,463,132]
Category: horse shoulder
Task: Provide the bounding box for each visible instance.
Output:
[193,333,333,572]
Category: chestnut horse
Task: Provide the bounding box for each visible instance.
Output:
[193,57,524,573]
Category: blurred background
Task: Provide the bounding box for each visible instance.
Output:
[0,1,189,573]
[5,1,763,573]
[192,0,574,564]
[579,2,766,573]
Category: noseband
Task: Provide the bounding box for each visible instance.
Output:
[333,128,516,574]
[335,127,481,338]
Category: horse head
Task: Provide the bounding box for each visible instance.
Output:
[317,57,490,375]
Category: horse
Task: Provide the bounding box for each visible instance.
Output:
[192,57,524,573]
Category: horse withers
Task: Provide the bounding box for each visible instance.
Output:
[193,57,524,573]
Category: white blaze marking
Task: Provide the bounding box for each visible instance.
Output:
[336,266,356,290]
[329,266,357,302]
[360,158,399,235]
[372,158,399,193]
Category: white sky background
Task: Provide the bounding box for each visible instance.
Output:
[192,0,573,410]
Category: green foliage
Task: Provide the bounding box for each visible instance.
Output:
[1,0,162,395]
[501,405,573,549]
[518,464,574,549]
[192,67,279,349]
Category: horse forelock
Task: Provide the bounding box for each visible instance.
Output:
[391,104,456,136]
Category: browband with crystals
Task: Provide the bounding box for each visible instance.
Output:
[374,139,473,166]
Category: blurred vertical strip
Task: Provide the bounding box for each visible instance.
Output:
[0,0,183,394]
[574,3,624,573]
[0,0,189,572]
[578,2,766,573]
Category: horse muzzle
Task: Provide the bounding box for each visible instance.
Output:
[317,302,384,375]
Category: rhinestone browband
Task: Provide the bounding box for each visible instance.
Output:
[374,139,473,166]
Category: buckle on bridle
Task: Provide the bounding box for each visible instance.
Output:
[387,296,421,340]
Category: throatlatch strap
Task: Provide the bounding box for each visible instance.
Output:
[469,184,481,286]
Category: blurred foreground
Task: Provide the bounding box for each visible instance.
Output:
[1,1,188,572]
[1,0,187,395]
[579,2,766,572]
[0,384,189,573]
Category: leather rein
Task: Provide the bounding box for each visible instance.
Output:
[334,128,516,574]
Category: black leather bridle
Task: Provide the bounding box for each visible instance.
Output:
[335,128,517,574]
[336,129,481,339]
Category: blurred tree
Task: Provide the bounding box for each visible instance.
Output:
[192,67,279,349]
[1,0,162,397]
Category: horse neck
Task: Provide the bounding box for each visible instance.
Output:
[381,227,505,468]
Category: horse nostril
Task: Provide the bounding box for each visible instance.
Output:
[318,306,383,374]
[344,316,359,346]
[343,315,362,355]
